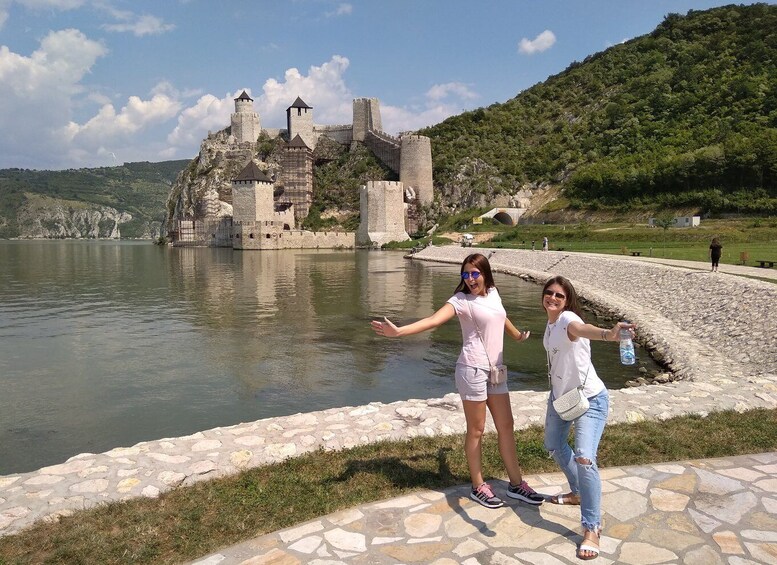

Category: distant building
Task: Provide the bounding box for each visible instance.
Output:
[649,216,700,228]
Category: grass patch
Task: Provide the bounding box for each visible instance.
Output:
[1,408,775,564]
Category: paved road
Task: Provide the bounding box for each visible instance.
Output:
[189,452,777,564]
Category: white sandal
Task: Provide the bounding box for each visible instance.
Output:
[577,529,600,560]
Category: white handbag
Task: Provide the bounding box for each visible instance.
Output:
[548,349,590,421]
[552,385,590,421]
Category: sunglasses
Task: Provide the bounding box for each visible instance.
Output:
[543,289,566,300]
[461,271,482,280]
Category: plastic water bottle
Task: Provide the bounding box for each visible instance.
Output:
[619,325,636,366]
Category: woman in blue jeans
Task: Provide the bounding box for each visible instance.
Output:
[541,275,634,560]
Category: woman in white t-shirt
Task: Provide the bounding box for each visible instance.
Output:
[541,275,634,561]
[371,253,543,510]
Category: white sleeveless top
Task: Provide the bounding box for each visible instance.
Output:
[543,310,606,399]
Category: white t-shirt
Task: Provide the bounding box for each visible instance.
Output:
[447,287,505,369]
[543,310,606,399]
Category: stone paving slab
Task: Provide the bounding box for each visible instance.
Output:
[189,452,777,564]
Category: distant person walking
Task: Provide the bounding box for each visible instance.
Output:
[709,237,722,272]
[542,236,549,251]
[531,240,536,251]
[541,275,634,560]
[371,253,542,509]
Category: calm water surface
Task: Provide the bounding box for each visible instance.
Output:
[0,241,657,474]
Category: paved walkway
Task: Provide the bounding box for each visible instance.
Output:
[614,255,777,281]
[189,452,777,565]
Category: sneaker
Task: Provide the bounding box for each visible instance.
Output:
[470,482,504,508]
[506,480,544,505]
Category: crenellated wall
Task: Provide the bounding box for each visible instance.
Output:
[233,221,355,250]
[363,130,401,173]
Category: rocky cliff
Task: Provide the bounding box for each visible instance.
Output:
[164,129,279,230]
[16,193,140,239]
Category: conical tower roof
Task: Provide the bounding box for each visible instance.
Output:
[287,134,310,149]
[234,161,272,183]
[235,90,253,101]
[288,96,312,109]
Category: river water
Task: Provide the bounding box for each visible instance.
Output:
[0,241,656,474]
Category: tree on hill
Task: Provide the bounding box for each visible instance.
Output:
[421,3,777,218]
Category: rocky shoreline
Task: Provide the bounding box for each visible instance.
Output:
[1,247,776,537]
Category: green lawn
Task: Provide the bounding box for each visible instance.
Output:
[491,240,777,266]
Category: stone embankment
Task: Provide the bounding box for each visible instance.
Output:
[1,248,776,537]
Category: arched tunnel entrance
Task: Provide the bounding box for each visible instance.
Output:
[492,211,515,226]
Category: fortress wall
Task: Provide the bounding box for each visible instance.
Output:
[315,125,353,145]
[363,130,401,173]
[263,128,284,138]
[233,223,355,250]
[399,135,433,205]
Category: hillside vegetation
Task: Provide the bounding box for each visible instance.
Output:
[422,3,777,217]
[0,161,189,238]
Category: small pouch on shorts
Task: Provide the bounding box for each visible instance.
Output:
[490,364,507,386]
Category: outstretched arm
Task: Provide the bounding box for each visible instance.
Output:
[567,320,635,342]
[505,317,530,342]
[371,303,456,338]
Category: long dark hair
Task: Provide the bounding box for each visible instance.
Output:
[454,253,496,294]
[542,275,583,317]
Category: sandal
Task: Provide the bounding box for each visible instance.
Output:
[577,529,600,561]
[550,492,580,505]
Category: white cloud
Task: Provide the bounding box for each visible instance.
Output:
[102,14,175,36]
[426,82,478,102]
[167,92,236,148]
[0,0,85,30]
[0,29,108,167]
[63,91,181,146]
[326,3,352,17]
[379,81,480,134]
[258,55,353,125]
[518,30,556,55]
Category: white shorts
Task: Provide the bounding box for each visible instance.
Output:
[455,364,509,401]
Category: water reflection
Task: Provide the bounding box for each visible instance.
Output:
[0,242,657,474]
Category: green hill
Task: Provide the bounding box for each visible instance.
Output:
[0,160,189,238]
[422,3,777,217]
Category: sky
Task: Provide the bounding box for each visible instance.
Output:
[0,0,769,170]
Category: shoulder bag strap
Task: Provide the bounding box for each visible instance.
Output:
[467,298,493,368]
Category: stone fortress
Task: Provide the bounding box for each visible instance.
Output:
[169,91,434,250]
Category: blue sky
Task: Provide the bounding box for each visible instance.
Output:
[0,0,767,170]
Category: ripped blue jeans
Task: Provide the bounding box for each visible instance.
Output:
[544,389,609,532]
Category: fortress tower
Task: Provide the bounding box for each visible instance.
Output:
[357,181,410,246]
[231,91,260,144]
[279,134,313,221]
[286,96,315,148]
[399,135,433,205]
[352,98,382,142]
[231,161,275,223]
